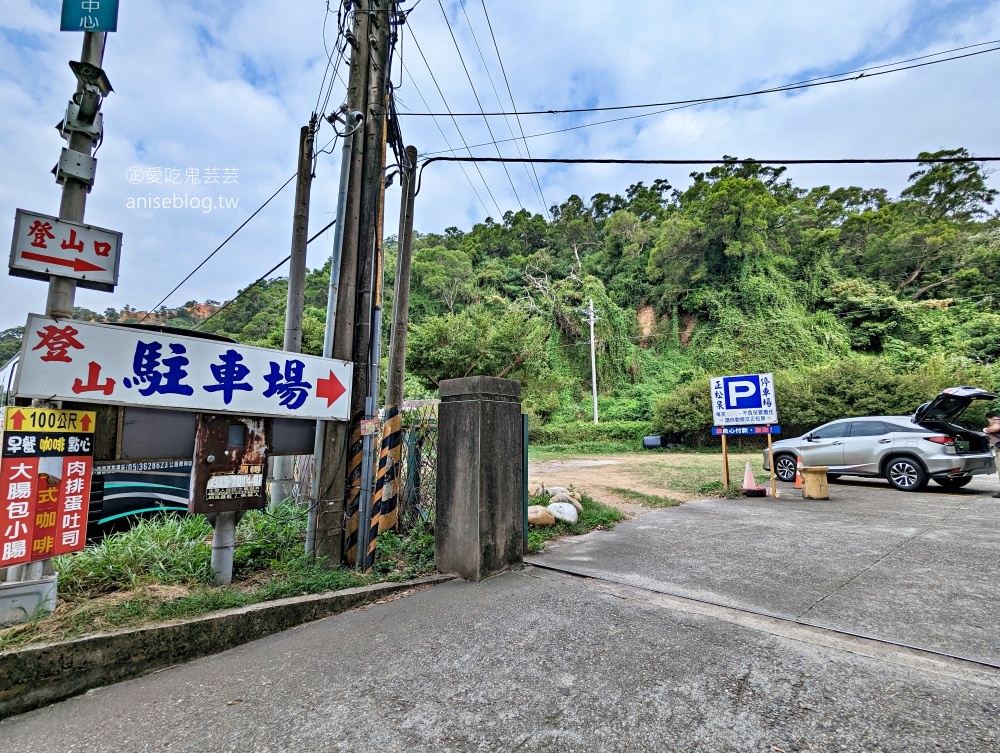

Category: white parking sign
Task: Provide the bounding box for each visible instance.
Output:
[710,373,777,426]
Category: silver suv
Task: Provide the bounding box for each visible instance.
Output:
[763,386,997,492]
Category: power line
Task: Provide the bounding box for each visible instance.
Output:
[435,0,524,211]
[415,154,1000,195]
[402,40,1000,116]
[456,0,547,218]
[417,42,1000,158]
[195,218,339,331]
[407,24,505,217]
[479,0,550,219]
[139,173,298,322]
[402,61,492,215]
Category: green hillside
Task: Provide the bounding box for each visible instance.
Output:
[32,148,998,445]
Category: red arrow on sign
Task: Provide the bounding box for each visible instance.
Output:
[316,371,347,407]
[8,410,25,430]
[80,414,92,432]
[20,251,106,274]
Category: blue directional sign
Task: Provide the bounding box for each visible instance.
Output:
[61,0,120,32]
[711,425,781,436]
[710,372,777,427]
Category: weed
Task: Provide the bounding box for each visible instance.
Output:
[527,493,626,554]
[606,487,682,508]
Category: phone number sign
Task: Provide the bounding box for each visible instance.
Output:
[15,315,353,422]
[1,407,95,567]
[710,373,777,426]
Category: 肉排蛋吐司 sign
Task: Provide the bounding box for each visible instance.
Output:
[0,407,95,567]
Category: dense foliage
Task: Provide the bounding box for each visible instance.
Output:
[13,149,995,445]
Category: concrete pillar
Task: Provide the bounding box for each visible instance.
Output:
[435,377,524,582]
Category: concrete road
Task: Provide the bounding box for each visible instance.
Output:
[533,475,1000,666]
[3,476,999,751]
[2,569,999,752]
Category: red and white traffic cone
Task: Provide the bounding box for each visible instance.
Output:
[794,457,804,489]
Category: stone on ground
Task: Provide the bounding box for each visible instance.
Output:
[527,505,556,527]
[547,502,579,524]
[549,492,583,513]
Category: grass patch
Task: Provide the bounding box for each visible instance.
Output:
[0,503,436,652]
[528,440,640,458]
[605,487,682,508]
[631,452,762,497]
[527,493,626,554]
[696,481,747,500]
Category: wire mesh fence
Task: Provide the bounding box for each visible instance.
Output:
[398,403,438,532]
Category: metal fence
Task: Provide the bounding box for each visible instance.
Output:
[398,404,438,531]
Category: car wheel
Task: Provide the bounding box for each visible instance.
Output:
[885,456,928,492]
[933,476,973,489]
[774,454,797,483]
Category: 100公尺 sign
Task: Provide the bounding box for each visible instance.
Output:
[15,315,353,422]
[710,373,777,426]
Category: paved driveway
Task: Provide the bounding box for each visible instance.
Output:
[531,475,1000,665]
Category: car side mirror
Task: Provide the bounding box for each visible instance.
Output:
[805,434,814,442]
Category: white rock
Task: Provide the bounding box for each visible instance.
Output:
[549,492,583,514]
[547,502,579,524]
[545,486,569,495]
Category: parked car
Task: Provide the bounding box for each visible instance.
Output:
[763,386,997,492]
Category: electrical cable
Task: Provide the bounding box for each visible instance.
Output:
[434,0,524,210]
[407,25,505,217]
[194,218,339,331]
[479,0,550,219]
[457,0,547,218]
[415,155,1000,197]
[138,173,298,322]
[403,41,1000,116]
[401,62,493,215]
[416,42,1000,158]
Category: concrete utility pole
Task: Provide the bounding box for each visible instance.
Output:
[6,31,107,587]
[270,115,317,511]
[342,0,393,568]
[579,298,600,425]
[312,0,373,562]
[375,145,418,533]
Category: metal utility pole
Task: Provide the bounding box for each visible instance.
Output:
[306,108,362,555]
[343,0,392,569]
[6,31,108,587]
[49,31,107,319]
[580,298,600,425]
[270,114,317,511]
[312,0,373,562]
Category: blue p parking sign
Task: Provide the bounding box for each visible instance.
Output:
[710,373,777,426]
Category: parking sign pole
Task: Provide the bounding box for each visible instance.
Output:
[721,434,730,488]
[767,432,777,497]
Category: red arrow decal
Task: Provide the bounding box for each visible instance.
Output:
[20,251,106,274]
[8,410,25,430]
[80,414,92,432]
[316,371,346,408]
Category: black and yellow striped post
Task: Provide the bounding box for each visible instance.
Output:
[343,411,365,566]
[374,405,403,532]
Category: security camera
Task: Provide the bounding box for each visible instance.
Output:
[69,61,114,96]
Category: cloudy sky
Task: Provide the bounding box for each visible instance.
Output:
[1,0,998,330]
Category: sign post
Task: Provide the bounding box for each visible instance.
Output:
[9,209,122,291]
[710,373,779,495]
[16,316,353,421]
